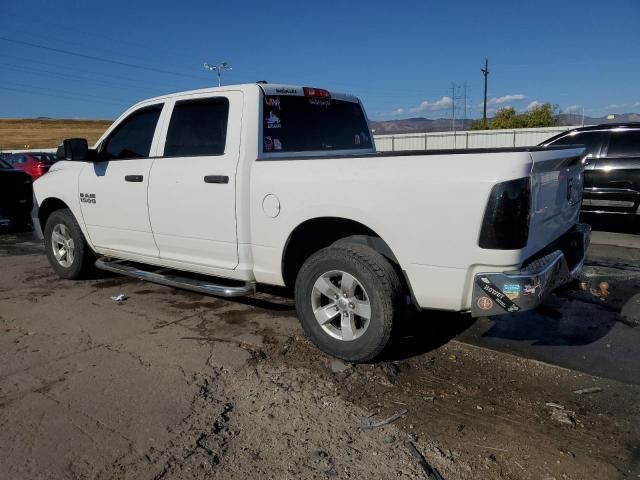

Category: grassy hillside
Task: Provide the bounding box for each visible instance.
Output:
[0,119,113,150]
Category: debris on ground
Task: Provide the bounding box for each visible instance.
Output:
[330,358,352,373]
[361,409,408,430]
[590,281,610,301]
[380,361,400,383]
[546,403,577,427]
[573,387,603,395]
[406,441,446,480]
[110,293,128,302]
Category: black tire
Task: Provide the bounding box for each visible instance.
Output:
[44,209,93,279]
[294,244,403,363]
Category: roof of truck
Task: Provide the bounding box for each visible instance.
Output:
[133,83,359,108]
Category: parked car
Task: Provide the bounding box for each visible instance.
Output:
[5,152,57,180]
[32,83,589,362]
[0,158,33,227]
[541,123,640,218]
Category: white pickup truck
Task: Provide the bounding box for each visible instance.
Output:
[33,83,590,362]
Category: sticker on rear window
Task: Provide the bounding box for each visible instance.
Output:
[308,98,331,108]
[266,111,281,129]
[265,97,281,109]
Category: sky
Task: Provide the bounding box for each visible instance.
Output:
[0,0,639,121]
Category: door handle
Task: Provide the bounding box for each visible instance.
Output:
[125,175,143,182]
[204,175,229,184]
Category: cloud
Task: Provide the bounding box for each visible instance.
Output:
[526,100,542,110]
[562,105,581,114]
[485,94,527,107]
[392,96,453,116]
[606,103,625,110]
[633,101,640,107]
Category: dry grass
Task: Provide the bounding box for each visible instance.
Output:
[0,119,113,150]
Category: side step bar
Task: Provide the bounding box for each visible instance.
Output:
[95,258,256,298]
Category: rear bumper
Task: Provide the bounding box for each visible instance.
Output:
[470,223,591,317]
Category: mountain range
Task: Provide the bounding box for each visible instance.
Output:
[370,113,640,135]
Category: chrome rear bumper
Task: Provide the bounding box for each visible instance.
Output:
[471,223,591,317]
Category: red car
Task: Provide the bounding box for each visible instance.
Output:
[5,152,57,180]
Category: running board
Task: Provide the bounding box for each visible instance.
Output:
[95,258,256,298]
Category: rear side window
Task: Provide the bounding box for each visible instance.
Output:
[550,131,604,156]
[102,105,162,160]
[606,130,640,157]
[261,95,372,153]
[164,98,229,156]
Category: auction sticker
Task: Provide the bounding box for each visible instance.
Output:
[477,296,493,310]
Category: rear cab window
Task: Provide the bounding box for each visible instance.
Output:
[259,86,373,156]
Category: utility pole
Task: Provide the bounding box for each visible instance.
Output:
[451,83,456,133]
[462,81,468,127]
[481,58,489,128]
[203,62,232,87]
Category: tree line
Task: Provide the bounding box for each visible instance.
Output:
[470,103,559,130]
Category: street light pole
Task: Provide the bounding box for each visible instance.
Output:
[203,62,232,87]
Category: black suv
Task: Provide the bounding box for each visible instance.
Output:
[541,123,640,218]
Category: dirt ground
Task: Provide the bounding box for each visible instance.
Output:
[0,119,112,150]
[0,227,639,480]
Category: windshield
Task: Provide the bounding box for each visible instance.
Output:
[262,94,372,154]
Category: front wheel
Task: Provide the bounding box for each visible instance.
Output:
[294,244,403,363]
[44,209,94,279]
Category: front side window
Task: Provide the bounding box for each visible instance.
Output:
[550,131,604,156]
[164,97,229,156]
[261,94,372,153]
[101,105,162,160]
[606,130,640,157]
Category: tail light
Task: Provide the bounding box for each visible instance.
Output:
[479,177,531,249]
[32,161,49,179]
[303,87,331,98]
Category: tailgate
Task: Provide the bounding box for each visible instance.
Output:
[525,146,586,258]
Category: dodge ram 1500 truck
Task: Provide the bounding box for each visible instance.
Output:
[33,83,590,362]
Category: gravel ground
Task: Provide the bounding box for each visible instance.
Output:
[0,229,638,479]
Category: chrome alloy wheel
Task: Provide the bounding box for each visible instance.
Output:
[311,270,371,341]
[51,223,75,268]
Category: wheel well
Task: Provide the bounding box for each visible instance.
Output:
[38,198,70,231]
[281,217,400,288]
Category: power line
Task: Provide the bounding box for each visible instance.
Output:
[0,36,211,80]
[1,80,128,103]
[0,85,127,107]
[0,62,170,94]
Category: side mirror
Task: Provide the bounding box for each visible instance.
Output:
[57,138,89,161]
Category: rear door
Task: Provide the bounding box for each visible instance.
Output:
[590,129,640,213]
[78,103,165,256]
[147,91,242,270]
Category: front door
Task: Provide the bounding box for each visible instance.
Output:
[78,103,165,257]
[147,91,242,270]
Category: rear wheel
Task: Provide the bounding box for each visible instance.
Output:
[294,244,403,363]
[44,209,93,279]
